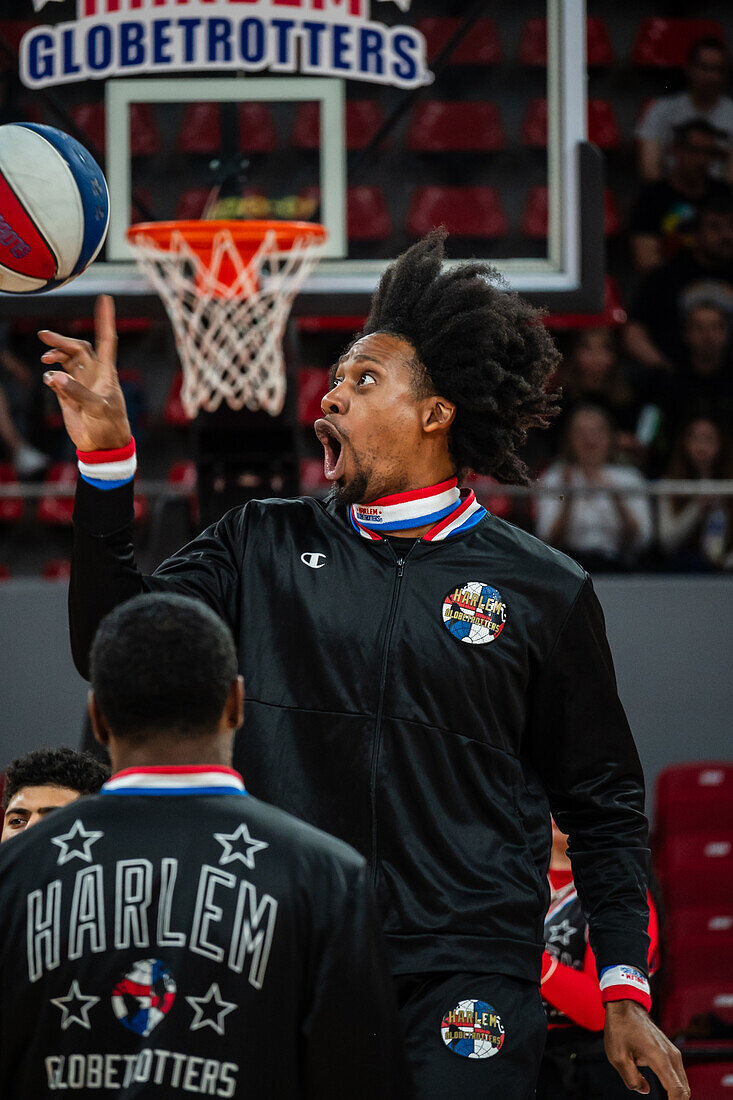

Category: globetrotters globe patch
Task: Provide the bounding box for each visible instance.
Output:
[442,582,506,645]
[112,959,176,1036]
[441,999,505,1059]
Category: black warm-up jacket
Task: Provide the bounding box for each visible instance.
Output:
[70,478,652,984]
[0,781,410,1097]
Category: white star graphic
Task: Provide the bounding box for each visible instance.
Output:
[214,823,268,869]
[50,980,100,1031]
[186,983,237,1036]
[51,819,104,865]
[376,0,412,11]
[547,918,577,948]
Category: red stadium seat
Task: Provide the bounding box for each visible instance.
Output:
[666,906,733,963]
[406,101,506,152]
[36,462,77,526]
[300,187,392,242]
[657,834,733,910]
[238,103,277,153]
[518,17,614,67]
[588,100,623,150]
[42,559,71,581]
[176,103,221,155]
[683,1063,733,1098]
[0,463,23,524]
[662,981,733,1039]
[406,187,508,240]
[415,18,502,66]
[163,372,193,427]
[70,103,161,156]
[290,101,385,151]
[298,368,330,427]
[522,99,622,149]
[130,188,154,224]
[130,104,161,156]
[655,763,733,841]
[175,188,210,221]
[632,18,725,68]
[521,187,622,238]
[346,187,392,242]
[0,563,10,580]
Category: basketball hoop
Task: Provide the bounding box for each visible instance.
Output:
[126,219,327,417]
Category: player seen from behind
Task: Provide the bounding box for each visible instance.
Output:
[0,593,410,1098]
[42,229,689,1098]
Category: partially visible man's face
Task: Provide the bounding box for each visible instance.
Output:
[1,785,80,841]
[684,304,729,369]
[316,332,439,505]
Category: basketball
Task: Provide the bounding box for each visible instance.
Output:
[0,122,108,294]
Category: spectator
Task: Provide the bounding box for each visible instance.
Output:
[624,194,733,371]
[636,36,733,183]
[536,820,662,1099]
[659,416,733,571]
[536,405,653,572]
[630,119,731,274]
[551,329,641,457]
[1,746,109,841]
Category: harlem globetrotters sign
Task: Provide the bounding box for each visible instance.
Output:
[20,0,431,90]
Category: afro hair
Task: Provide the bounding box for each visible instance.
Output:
[361,229,560,483]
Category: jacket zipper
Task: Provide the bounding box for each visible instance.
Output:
[369,550,408,885]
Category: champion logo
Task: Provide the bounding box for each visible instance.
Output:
[300,552,327,569]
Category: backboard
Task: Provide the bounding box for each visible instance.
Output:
[4,0,599,316]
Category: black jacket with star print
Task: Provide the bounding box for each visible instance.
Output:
[0,786,410,1098]
[68,478,651,987]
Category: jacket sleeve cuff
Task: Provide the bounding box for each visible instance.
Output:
[73,473,135,537]
[600,965,651,1013]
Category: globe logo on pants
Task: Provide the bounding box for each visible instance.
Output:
[441,999,505,1059]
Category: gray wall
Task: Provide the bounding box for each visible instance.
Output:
[1,577,731,813]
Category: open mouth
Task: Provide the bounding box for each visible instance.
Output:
[314,418,346,481]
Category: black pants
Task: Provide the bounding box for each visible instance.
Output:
[394,971,547,1099]
[536,1031,664,1100]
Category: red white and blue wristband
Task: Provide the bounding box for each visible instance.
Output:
[77,437,136,491]
[600,965,651,1012]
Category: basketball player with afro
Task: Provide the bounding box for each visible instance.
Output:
[42,230,689,1099]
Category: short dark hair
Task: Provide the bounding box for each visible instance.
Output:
[3,747,109,809]
[90,593,239,740]
[696,192,733,224]
[360,230,560,484]
[688,36,728,67]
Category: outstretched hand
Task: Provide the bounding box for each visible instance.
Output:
[40,294,131,453]
[605,1001,690,1098]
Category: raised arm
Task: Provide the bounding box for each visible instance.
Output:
[42,296,243,678]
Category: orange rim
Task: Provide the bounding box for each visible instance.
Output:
[126,219,328,256]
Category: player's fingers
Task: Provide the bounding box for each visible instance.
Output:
[40,349,88,381]
[611,1055,650,1094]
[43,370,105,411]
[94,294,118,369]
[644,1050,690,1099]
[38,330,96,368]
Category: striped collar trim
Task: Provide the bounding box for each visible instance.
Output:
[102,765,247,797]
[350,485,486,542]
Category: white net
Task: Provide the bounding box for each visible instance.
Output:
[128,224,326,417]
